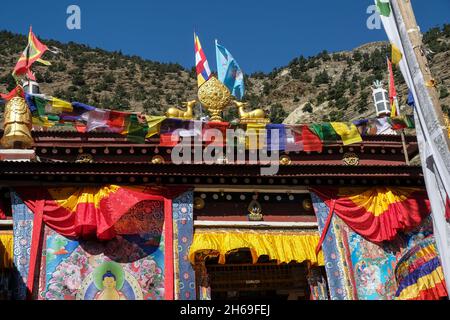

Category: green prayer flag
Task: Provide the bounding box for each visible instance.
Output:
[126,114,148,144]
[309,123,338,141]
[376,0,391,17]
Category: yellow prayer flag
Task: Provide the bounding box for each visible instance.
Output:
[145,115,166,138]
[37,58,52,66]
[51,97,73,113]
[246,123,266,150]
[391,43,403,65]
[391,102,397,117]
[330,122,363,146]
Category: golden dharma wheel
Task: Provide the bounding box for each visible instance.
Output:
[197,77,232,122]
[1,96,33,149]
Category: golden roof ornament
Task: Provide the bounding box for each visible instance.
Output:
[165,100,196,120]
[197,76,232,122]
[233,100,269,124]
[1,90,33,149]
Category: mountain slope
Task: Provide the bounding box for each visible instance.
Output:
[0,25,449,124]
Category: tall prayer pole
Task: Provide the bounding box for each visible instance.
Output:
[391,0,450,296]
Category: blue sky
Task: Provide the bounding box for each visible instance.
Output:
[0,0,448,73]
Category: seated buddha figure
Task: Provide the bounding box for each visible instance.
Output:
[94,270,127,300]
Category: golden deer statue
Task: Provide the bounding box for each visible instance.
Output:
[165,100,197,120]
[233,100,269,123]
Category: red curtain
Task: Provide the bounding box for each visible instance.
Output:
[16,185,187,241]
[312,187,431,243]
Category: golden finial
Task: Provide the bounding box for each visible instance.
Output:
[1,94,33,149]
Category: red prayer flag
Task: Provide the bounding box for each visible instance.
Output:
[301,125,323,152]
[13,27,49,77]
[107,111,128,132]
[0,86,24,101]
[159,132,180,147]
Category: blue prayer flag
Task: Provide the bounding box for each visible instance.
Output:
[407,90,415,108]
[215,40,245,100]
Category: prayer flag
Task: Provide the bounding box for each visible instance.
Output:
[216,40,245,100]
[50,97,73,113]
[125,114,148,144]
[391,43,403,65]
[194,33,212,87]
[246,123,266,150]
[301,125,322,152]
[376,0,391,17]
[13,27,50,78]
[309,123,338,142]
[266,124,286,151]
[0,86,24,101]
[60,102,96,122]
[285,125,303,152]
[387,57,398,117]
[330,122,363,145]
[407,90,415,107]
[145,115,167,138]
[82,109,110,132]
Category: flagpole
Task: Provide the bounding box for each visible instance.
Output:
[391,0,450,296]
[393,1,450,149]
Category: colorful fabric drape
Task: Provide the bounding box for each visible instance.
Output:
[189,229,324,266]
[330,122,363,146]
[312,187,431,244]
[16,185,183,241]
[395,237,448,300]
[0,234,13,270]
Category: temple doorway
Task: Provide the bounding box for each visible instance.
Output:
[194,248,328,300]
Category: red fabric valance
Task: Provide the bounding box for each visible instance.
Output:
[16,185,187,241]
[311,187,431,243]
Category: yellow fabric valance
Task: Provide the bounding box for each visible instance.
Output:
[0,234,13,270]
[189,229,324,266]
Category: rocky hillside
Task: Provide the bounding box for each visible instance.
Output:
[0,25,449,124]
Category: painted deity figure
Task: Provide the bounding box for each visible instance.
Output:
[94,270,127,300]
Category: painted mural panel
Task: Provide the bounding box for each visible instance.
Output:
[345,215,433,300]
[37,200,166,300]
[311,190,435,300]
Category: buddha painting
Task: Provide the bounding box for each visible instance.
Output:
[94,270,127,300]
